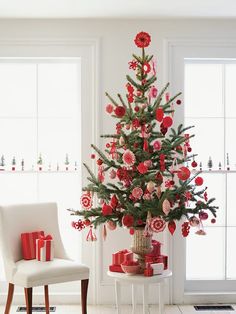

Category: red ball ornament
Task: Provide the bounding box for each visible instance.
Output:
[97,159,103,166]
[156,108,164,122]
[177,166,191,181]
[160,123,168,135]
[134,106,140,112]
[84,219,91,226]
[187,147,192,152]
[91,154,96,159]
[162,116,173,128]
[199,211,208,220]
[211,218,216,224]
[114,106,126,118]
[195,176,203,186]
[122,214,134,227]
[176,99,182,105]
[191,160,198,168]
[106,143,110,148]
[129,228,135,235]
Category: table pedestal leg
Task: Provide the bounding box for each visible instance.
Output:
[158,282,164,314]
[142,284,149,314]
[115,280,121,314]
[132,284,137,314]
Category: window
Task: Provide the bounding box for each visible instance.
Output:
[0,60,82,280]
[185,60,236,283]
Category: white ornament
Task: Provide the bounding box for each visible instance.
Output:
[147,181,155,193]
[162,199,171,215]
[119,136,125,146]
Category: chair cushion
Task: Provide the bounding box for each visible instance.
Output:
[12,258,89,288]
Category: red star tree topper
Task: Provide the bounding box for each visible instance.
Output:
[69,32,217,238]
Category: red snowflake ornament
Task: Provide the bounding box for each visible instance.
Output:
[134,31,151,48]
[150,217,166,233]
[80,193,93,210]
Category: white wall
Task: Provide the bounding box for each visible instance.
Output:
[0,18,236,304]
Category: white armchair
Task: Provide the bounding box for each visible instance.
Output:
[0,202,89,314]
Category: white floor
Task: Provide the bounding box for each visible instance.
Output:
[0,304,235,313]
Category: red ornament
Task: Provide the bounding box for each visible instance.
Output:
[195,176,204,186]
[134,31,151,48]
[102,204,113,216]
[106,220,117,230]
[177,166,191,181]
[168,221,176,235]
[83,219,91,227]
[187,147,192,152]
[143,139,149,152]
[122,214,134,227]
[110,195,118,209]
[134,106,140,112]
[176,99,182,105]
[97,159,103,166]
[126,83,134,94]
[91,154,95,159]
[122,150,136,166]
[114,106,126,118]
[137,162,148,174]
[211,218,216,224]
[156,108,164,122]
[127,94,134,103]
[142,62,151,74]
[199,211,208,220]
[128,60,138,70]
[160,123,168,135]
[72,219,85,231]
[162,116,173,128]
[106,104,113,114]
[191,160,198,168]
[132,187,143,199]
[182,222,190,237]
[150,217,166,233]
[153,140,161,151]
[155,172,163,184]
[80,193,93,210]
[129,228,135,235]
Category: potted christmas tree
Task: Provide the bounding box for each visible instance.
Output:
[69,32,217,268]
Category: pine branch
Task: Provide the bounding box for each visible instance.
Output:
[105,92,119,107]
[152,82,170,111]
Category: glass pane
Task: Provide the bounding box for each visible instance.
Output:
[226,227,236,279]
[225,118,236,170]
[38,173,81,261]
[38,63,80,118]
[225,64,236,118]
[227,174,236,226]
[201,173,225,227]
[186,227,225,280]
[0,63,36,117]
[185,118,224,168]
[185,63,223,118]
[0,119,37,169]
[38,118,80,168]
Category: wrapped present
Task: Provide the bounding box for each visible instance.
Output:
[145,254,168,270]
[151,262,164,275]
[36,234,54,262]
[109,265,124,273]
[21,231,44,260]
[112,249,133,266]
[150,240,162,256]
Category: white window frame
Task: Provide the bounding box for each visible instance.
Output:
[164,38,236,304]
[0,38,100,305]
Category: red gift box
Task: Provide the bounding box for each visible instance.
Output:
[112,249,133,266]
[109,265,124,273]
[150,240,162,256]
[21,231,44,260]
[36,234,54,262]
[145,254,168,270]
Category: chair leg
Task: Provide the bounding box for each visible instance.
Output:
[4,283,14,314]
[24,287,33,314]
[81,279,89,314]
[44,285,50,314]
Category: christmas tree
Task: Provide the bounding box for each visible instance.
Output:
[69,32,217,238]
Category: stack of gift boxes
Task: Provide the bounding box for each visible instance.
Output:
[109,240,168,276]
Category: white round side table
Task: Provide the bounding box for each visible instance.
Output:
[107,269,172,314]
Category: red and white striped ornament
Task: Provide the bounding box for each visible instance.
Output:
[80,193,93,210]
[150,217,166,233]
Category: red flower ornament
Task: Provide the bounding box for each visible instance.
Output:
[122,214,134,227]
[134,32,151,48]
[137,162,148,174]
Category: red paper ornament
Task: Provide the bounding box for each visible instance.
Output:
[195,176,204,186]
[106,104,113,114]
[162,116,173,128]
[134,31,151,48]
[191,160,198,168]
[114,106,126,118]
[150,217,166,233]
[83,219,91,226]
[110,195,118,209]
[199,211,208,220]
[102,204,113,216]
[97,159,103,166]
[122,150,136,166]
[80,193,93,210]
[182,222,190,237]
[129,228,135,235]
[137,162,148,174]
[132,187,143,199]
[177,166,191,181]
[160,123,168,135]
[168,221,176,235]
[156,108,164,122]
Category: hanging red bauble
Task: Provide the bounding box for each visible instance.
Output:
[160,123,168,135]
[114,106,126,118]
[91,154,95,159]
[129,228,135,235]
[137,162,148,174]
[83,219,91,227]
[211,218,216,224]
[181,222,190,237]
[102,204,113,216]
[191,160,198,168]
[195,176,203,186]
[187,147,192,152]
[156,108,164,122]
[162,116,173,128]
[176,99,182,105]
[134,106,140,112]
[106,104,113,114]
[153,140,162,151]
[189,216,200,227]
[177,166,191,181]
[155,172,163,184]
[199,211,208,220]
[110,195,118,209]
[168,221,176,235]
[97,159,103,165]
[150,217,166,233]
[106,220,117,230]
[122,214,134,227]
